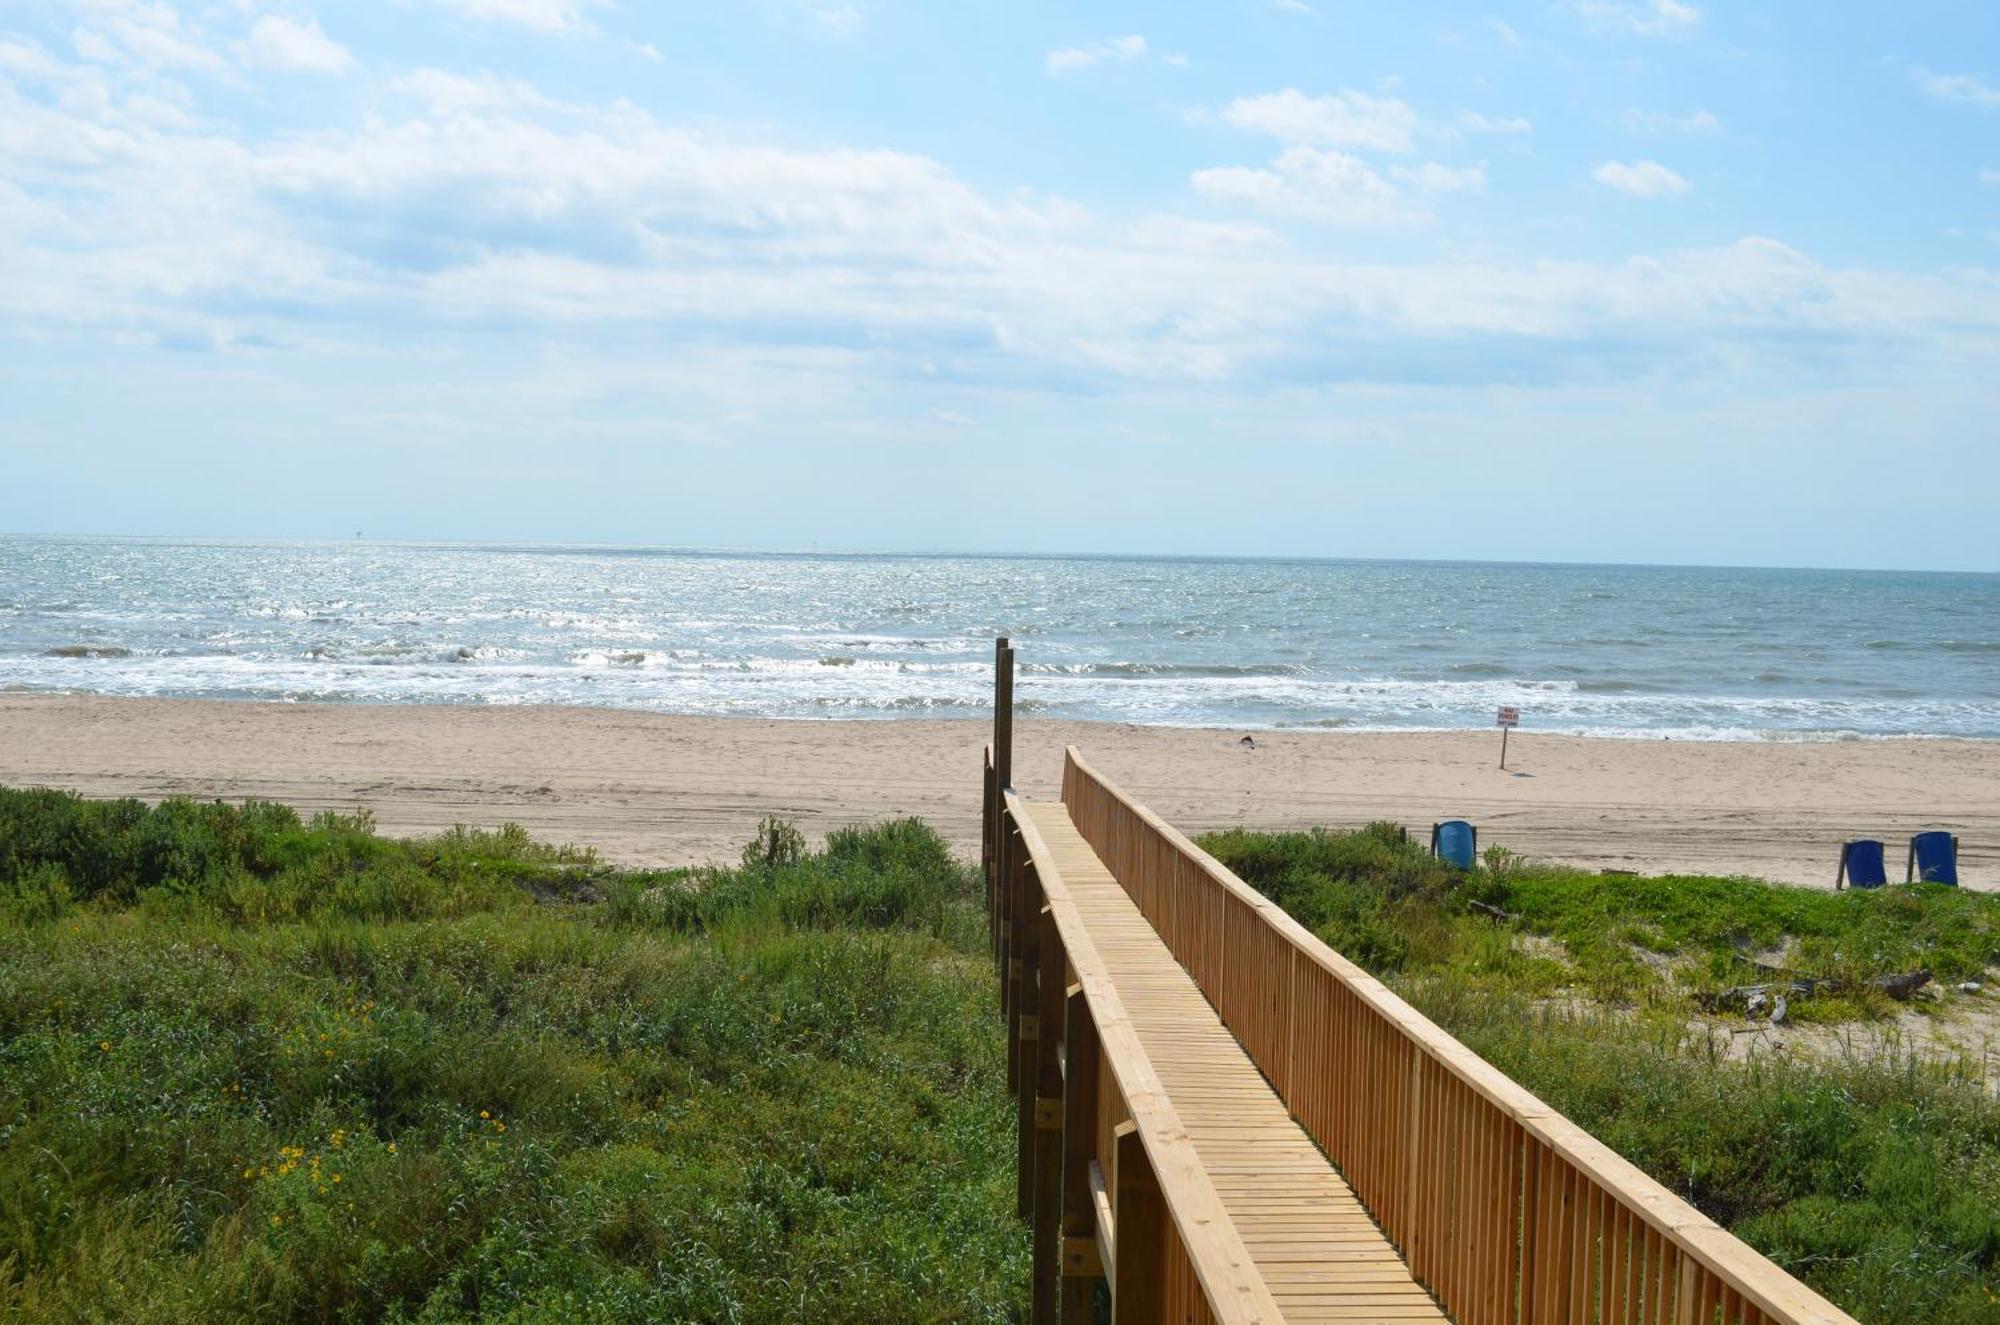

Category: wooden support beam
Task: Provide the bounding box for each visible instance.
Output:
[1061,983,1102,1324]
[1111,1122,1165,1325]
[1005,827,1028,1083]
[1062,1236,1103,1280]
[1015,872,1041,1220]
[1032,902,1065,1325]
[995,812,1013,1007]
[984,751,1000,964]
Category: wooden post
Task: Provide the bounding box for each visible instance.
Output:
[998,820,1016,1010]
[1006,829,1028,1087]
[1061,984,1102,1323]
[986,754,1000,959]
[1015,872,1041,1220]
[1111,1122,1164,1325]
[989,636,1012,990]
[1031,904,1065,1324]
[994,637,1014,793]
[1499,725,1509,770]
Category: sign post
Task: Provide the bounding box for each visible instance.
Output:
[1495,706,1520,769]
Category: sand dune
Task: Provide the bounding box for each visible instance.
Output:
[1,695,1992,889]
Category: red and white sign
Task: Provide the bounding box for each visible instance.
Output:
[1496,707,1521,728]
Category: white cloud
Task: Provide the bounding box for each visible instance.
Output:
[1193,146,1421,227]
[1486,19,1522,46]
[1622,107,1721,133]
[71,1,224,72]
[1269,0,1315,13]
[1594,159,1690,197]
[1570,0,1700,37]
[1459,111,1531,134]
[389,68,566,115]
[1,40,1995,398]
[241,15,353,75]
[1394,161,1485,193]
[1046,34,1148,75]
[1914,68,2000,110]
[425,0,598,34]
[0,37,77,84]
[1217,88,1417,153]
[1982,168,2000,186]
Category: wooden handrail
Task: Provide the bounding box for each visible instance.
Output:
[1004,785,1287,1325]
[1061,745,1860,1325]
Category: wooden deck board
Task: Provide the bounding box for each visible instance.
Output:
[1022,801,1447,1324]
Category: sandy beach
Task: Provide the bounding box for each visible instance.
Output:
[3,694,1993,889]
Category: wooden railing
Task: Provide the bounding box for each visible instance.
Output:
[1060,746,1860,1325]
[986,746,1286,1324]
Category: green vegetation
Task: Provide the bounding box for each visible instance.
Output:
[1201,824,2000,1325]
[1201,824,1998,1008]
[0,788,1026,1324]
[8,785,1992,1323]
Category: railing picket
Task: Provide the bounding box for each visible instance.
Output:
[1607,1202,1628,1325]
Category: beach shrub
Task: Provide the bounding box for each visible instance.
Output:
[0,791,1025,1323]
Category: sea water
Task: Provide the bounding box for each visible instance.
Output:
[2,536,1995,739]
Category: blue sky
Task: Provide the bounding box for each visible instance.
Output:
[1,0,1996,570]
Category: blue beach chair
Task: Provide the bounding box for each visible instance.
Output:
[1906,832,1960,885]
[1836,839,1887,890]
[1430,820,1478,870]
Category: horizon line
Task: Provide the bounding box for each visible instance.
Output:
[0,529,1994,579]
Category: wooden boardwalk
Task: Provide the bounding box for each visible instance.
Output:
[1022,801,1446,1323]
[987,635,1858,1325]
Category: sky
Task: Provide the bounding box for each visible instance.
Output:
[0,1,1996,571]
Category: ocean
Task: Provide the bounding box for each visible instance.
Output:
[2,536,1995,740]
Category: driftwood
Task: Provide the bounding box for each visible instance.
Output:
[1467,900,1523,923]
[1697,969,1932,1014]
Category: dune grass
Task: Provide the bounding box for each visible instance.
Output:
[1200,823,1998,1008]
[0,789,1026,1324]
[1200,824,2000,1325]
